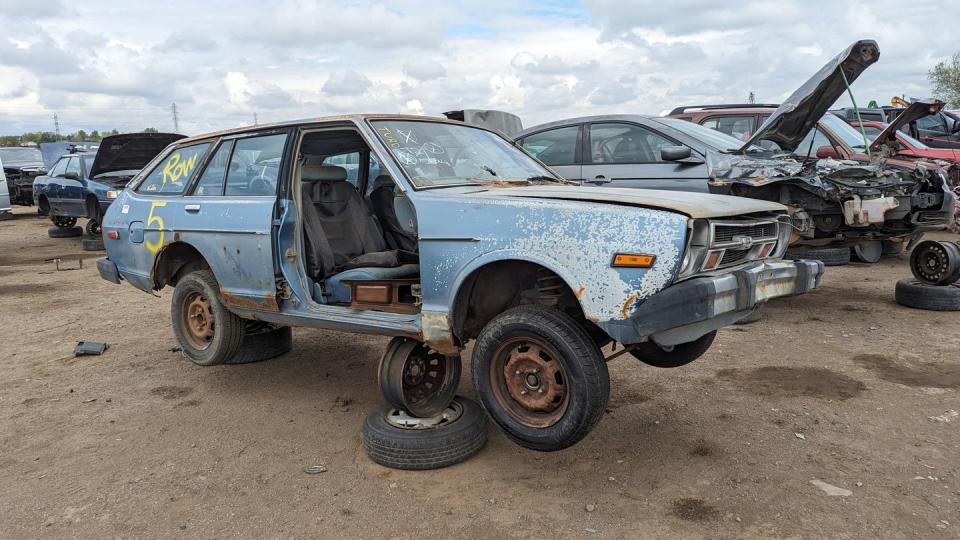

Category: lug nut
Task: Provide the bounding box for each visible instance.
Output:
[538,388,544,394]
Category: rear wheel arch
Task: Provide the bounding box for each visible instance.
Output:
[85,194,101,220]
[38,194,50,213]
[152,242,211,290]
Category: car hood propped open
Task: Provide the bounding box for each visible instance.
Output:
[89,132,185,178]
[869,98,945,153]
[738,40,880,154]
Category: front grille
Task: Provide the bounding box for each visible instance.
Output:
[720,248,751,266]
[713,222,778,244]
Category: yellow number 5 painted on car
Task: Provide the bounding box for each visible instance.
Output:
[145,200,167,254]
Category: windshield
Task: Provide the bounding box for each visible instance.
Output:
[0,147,43,165]
[654,117,756,153]
[820,113,870,152]
[898,130,929,149]
[370,120,558,188]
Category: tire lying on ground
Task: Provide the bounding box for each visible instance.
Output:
[362,396,487,470]
[48,226,83,238]
[882,240,905,257]
[629,330,717,368]
[227,323,293,364]
[81,237,104,251]
[785,246,851,266]
[852,240,882,264]
[894,279,960,311]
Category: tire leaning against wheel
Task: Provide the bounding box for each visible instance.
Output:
[362,396,487,470]
[171,269,245,366]
[227,323,293,365]
[785,247,850,266]
[471,304,610,452]
[629,330,717,368]
[895,278,960,311]
[48,226,82,238]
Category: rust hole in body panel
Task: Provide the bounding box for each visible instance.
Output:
[620,293,638,319]
[221,290,279,312]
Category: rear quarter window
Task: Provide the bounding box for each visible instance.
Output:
[136,143,211,194]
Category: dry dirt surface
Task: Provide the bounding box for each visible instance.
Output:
[1,205,959,539]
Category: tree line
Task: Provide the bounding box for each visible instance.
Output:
[0,128,159,147]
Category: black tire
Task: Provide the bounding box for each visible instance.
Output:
[734,306,762,325]
[785,246,850,266]
[84,219,101,237]
[378,337,461,418]
[895,279,960,311]
[171,269,245,366]
[882,240,905,257]
[48,226,82,238]
[471,304,609,452]
[852,240,882,264]
[227,323,293,364]
[81,237,104,251]
[362,396,487,470]
[629,330,717,368]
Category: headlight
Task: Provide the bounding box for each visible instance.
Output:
[676,219,710,279]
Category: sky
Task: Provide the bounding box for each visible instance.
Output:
[0,0,955,136]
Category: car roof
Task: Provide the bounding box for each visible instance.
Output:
[516,114,656,138]
[172,113,486,146]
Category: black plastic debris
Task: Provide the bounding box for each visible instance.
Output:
[74,341,109,356]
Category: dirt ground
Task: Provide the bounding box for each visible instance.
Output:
[1,204,958,539]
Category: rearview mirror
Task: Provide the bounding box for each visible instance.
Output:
[660,145,692,162]
[816,145,839,159]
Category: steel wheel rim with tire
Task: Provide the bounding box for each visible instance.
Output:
[53,216,77,228]
[181,291,215,350]
[910,240,960,285]
[490,337,570,428]
[85,219,101,237]
[378,337,461,418]
[384,400,464,429]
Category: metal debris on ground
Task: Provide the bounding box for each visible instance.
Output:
[304,465,327,474]
[929,410,958,423]
[47,257,84,271]
[74,341,109,356]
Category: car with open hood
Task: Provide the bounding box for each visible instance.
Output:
[33,132,184,239]
[0,146,45,206]
[95,113,822,454]
[662,40,954,252]
[833,104,960,150]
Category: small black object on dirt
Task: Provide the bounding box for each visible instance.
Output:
[74,341,109,356]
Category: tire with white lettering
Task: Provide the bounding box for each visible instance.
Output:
[785,247,850,266]
[362,396,487,470]
[227,323,293,364]
[895,279,960,311]
[171,269,245,366]
[48,226,82,238]
[472,304,609,452]
[629,330,717,368]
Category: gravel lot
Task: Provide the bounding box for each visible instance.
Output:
[1,205,958,539]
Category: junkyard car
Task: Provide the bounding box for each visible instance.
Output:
[33,133,183,238]
[98,114,823,451]
[833,105,960,149]
[0,157,12,219]
[0,146,45,206]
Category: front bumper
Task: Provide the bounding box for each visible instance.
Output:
[97,257,121,284]
[599,259,824,346]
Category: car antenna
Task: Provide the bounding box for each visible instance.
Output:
[839,66,871,159]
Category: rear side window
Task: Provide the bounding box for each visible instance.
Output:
[701,115,756,141]
[224,134,287,196]
[193,141,234,196]
[520,126,579,166]
[915,115,948,137]
[137,143,211,194]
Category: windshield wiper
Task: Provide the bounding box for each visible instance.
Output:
[526,175,567,184]
[479,165,498,177]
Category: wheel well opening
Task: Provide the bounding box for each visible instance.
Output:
[38,195,49,212]
[152,242,210,290]
[85,195,100,220]
[452,261,588,343]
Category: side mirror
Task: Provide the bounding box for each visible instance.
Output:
[951,119,960,134]
[64,172,80,180]
[660,145,692,162]
[816,145,839,159]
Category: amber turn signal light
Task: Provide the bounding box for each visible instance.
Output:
[107,231,119,240]
[611,253,656,268]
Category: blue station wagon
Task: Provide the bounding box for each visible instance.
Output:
[98,114,824,451]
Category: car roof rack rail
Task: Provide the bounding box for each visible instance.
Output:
[668,104,781,115]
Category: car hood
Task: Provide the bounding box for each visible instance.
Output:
[89,132,185,178]
[470,185,785,218]
[870,98,945,152]
[738,40,879,154]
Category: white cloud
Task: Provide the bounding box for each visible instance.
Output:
[0,1,955,135]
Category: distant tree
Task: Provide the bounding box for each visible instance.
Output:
[90,130,101,140]
[929,52,960,108]
[75,129,88,140]
[143,127,158,133]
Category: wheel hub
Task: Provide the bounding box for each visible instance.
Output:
[378,338,461,418]
[385,400,463,429]
[501,342,567,417]
[911,240,960,285]
[183,292,214,348]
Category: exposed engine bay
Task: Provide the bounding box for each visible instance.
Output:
[706,151,953,246]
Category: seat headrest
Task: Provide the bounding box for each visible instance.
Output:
[303,164,348,182]
[371,174,395,191]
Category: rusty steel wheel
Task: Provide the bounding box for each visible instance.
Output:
[490,337,570,428]
[472,305,609,452]
[171,269,245,366]
[378,337,461,418]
